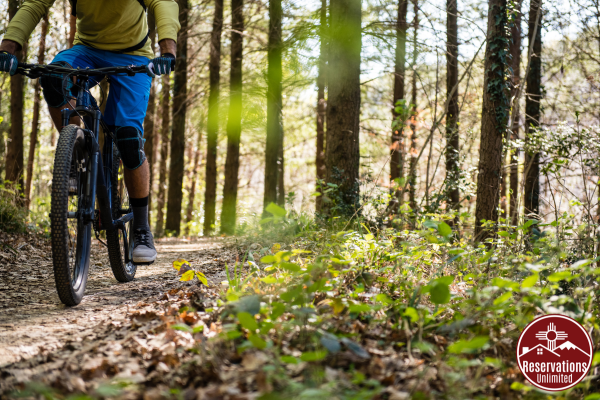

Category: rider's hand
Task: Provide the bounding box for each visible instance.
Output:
[146,54,175,78]
[0,51,18,76]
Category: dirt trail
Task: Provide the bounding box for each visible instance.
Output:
[0,236,235,368]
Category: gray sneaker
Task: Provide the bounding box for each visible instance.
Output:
[132,229,157,264]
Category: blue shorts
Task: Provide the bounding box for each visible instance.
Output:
[48,45,152,133]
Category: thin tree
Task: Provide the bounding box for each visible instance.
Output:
[264,0,284,211]
[474,0,511,241]
[203,0,224,235]
[445,0,460,218]
[408,0,419,212]
[524,0,542,219]
[390,0,408,211]
[145,11,158,219]
[324,0,362,215]
[25,14,49,209]
[315,0,327,213]
[5,0,28,192]
[509,0,522,225]
[166,0,189,235]
[185,128,203,236]
[155,76,171,237]
[221,0,244,234]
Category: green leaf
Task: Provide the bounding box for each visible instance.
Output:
[437,276,454,286]
[196,272,208,286]
[265,203,286,218]
[300,350,327,362]
[237,312,258,331]
[584,395,600,400]
[271,302,285,320]
[348,304,372,313]
[521,274,538,288]
[180,269,195,282]
[548,271,572,282]
[260,255,276,263]
[320,335,341,353]
[403,307,419,323]
[430,282,451,304]
[280,262,301,273]
[438,222,452,237]
[376,293,392,305]
[280,355,299,364]
[448,336,489,354]
[497,231,509,237]
[249,334,267,349]
[593,352,600,366]
[171,323,193,333]
[493,292,513,305]
[260,276,277,284]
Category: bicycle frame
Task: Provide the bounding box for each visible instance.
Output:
[61,76,134,265]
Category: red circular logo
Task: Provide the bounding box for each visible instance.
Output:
[517,314,593,391]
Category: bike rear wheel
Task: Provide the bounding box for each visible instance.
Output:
[51,125,92,306]
[106,148,136,282]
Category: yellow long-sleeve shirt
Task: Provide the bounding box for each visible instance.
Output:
[4,0,180,59]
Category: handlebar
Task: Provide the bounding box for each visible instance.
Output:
[16,62,148,79]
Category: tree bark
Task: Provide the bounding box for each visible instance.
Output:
[391,0,408,211]
[221,0,244,234]
[474,0,511,241]
[408,0,418,213]
[524,0,542,219]
[145,10,157,219]
[509,0,522,226]
[203,0,223,236]
[25,14,49,209]
[185,128,203,236]
[445,0,460,217]
[165,0,189,236]
[315,0,327,213]
[264,0,284,212]
[154,76,171,237]
[5,0,28,192]
[324,0,362,216]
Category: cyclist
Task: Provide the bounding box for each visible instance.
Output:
[0,0,181,265]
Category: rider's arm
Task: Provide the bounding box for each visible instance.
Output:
[145,0,180,56]
[1,0,56,54]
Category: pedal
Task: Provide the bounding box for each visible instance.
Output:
[132,261,155,266]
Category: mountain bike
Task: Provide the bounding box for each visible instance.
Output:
[17,62,149,306]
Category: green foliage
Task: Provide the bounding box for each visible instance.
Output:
[213,205,600,398]
[0,181,27,233]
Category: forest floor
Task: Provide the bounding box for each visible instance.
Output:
[0,233,239,398]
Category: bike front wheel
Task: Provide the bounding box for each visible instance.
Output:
[51,125,92,306]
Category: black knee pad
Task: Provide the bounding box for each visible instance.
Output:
[41,61,75,108]
[115,126,146,170]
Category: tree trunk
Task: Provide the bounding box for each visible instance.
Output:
[391,0,408,211]
[408,0,418,213]
[145,10,157,219]
[165,0,189,236]
[5,0,28,192]
[203,0,223,236]
[509,0,522,226]
[154,76,171,237]
[474,0,511,241]
[315,0,327,213]
[445,0,460,217]
[264,0,284,212]
[220,0,244,234]
[185,128,203,236]
[25,14,49,209]
[324,0,362,216]
[524,0,542,219]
